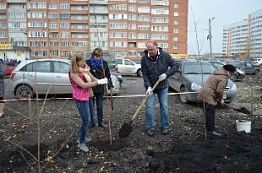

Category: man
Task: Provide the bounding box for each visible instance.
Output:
[87,48,113,129]
[141,40,178,136]
[198,64,236,136]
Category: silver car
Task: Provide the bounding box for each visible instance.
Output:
[10,59,121,98]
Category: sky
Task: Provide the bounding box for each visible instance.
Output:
[187,0,262,55]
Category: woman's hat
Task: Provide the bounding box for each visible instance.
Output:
[223,64,236,72]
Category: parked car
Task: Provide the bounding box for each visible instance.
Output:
[230,60,257,75]
[115,59,142,77]
[10,59,122,98]
[209,61,245,81]
[168,60,237,103]
[252,58,262,67]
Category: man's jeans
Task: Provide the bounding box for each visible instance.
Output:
[75,100,90,144]
[93,93,104,126]
[145,87,169,131]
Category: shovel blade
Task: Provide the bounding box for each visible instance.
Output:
[119,122,133,138]
[238,107,251,115]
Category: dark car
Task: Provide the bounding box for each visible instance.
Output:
[209,61,245,81]
[168,60,237,103]
[230,60,257,75]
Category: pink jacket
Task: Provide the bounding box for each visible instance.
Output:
[69,74,90,101]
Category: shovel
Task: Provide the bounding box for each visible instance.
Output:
[119,79,161,138]
[224,103,251,115]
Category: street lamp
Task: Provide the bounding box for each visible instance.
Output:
[207,17,215,57]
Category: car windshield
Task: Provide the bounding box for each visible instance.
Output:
[183,62,214,74]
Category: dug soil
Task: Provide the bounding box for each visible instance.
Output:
[0,71,261,173]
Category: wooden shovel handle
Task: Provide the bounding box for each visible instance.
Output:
[131,79,161,121]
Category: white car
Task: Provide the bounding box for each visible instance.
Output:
[253,58,262,67]
[115,59,142,77]
[10,59,122,98]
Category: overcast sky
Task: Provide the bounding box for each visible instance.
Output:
[187,0,262,55]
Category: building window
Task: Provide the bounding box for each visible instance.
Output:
[137,6,150,13]
[60,14,70,19]
[151,0,169,6]
[60,3,70,10]
[152,8,169,15]
[128,5,137,12]
[174,12,179,17]
[174,3,179,8]
[49,3,58,9]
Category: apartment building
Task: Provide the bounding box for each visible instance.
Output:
[0,0,188,60]
[222,9,262,58]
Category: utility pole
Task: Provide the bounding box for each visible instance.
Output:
[208,17,215,58]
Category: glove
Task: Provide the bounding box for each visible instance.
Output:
[146,87,153,96]
[159,73,167,81]
[97,78,108,85]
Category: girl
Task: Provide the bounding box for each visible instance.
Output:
[69,52,108,152]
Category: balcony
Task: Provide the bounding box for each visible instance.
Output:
[89,0,108,5]
[7,0,26,3]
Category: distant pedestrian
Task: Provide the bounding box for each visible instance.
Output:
[0,60,4,118]
[141,40,179,136]
[69,52,108,152]
[87,48,114,129]
[198,64,236,136]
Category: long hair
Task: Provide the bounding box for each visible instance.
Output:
[69,51,86,74]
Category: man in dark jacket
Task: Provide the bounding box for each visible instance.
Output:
[87,48,113,128]
[141,40,178,136]
[198,64,236,136]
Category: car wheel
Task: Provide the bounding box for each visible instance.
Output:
[15,85,34,98]
[179,87,188,103]
[137,69,142,77]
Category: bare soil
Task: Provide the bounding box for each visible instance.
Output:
[0,72,261,173]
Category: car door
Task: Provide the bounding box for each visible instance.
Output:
[31,61,54,94]
[245,62,256,74]
[124,59,137,74]
[53,61,71,94]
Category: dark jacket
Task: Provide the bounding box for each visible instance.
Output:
[141,48,179,91]
[86,59,113,95]
[198,68,229,105]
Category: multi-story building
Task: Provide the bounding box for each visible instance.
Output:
[0,0,188,60]
[222,9,262,58]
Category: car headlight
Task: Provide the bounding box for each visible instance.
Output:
[191,82,202,91]
[231,83,237,92]
[236,69,245,75]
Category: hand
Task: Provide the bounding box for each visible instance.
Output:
[146,87,153,96]
[159,73,167,81]
[97,78,108,85]
[220,99,224,105]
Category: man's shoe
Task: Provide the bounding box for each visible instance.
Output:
[210,131,222,137]
[161,128,169,135]
[147,130,154,137]
[78,143,89,152]
[77,137,92,144]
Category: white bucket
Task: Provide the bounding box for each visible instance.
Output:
[236,120,251,133]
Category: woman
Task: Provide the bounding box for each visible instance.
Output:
[69,52,108,152]
[87,48,113,129]
[198,64,236,137]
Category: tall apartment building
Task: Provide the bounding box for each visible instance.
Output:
[0,0,188,60]
[222,9,262,58]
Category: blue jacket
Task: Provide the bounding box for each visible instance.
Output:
[141,48,179,91]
